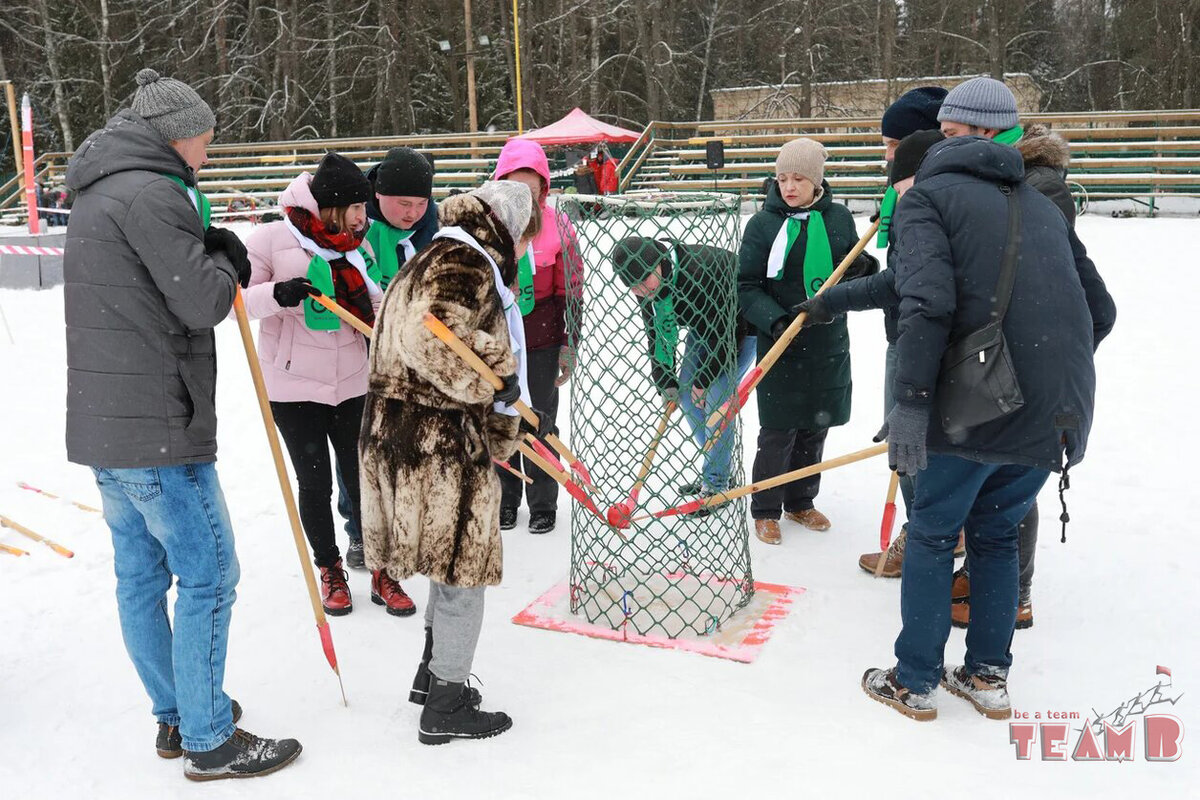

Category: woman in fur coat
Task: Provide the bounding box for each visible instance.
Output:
[360,180,544,745]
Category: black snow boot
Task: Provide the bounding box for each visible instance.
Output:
[418,678,511,745]
[157,699,243,759]
[183,728,302,781]
[345,538,366,570]
[499,507,518,531]
[528,511,556,534]
[409,627,482,707]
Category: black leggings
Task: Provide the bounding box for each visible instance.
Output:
[270,396,365,568]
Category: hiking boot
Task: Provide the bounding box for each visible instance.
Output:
[951,601,1033,630]
[954,530,966,557]
[319,560,352,616]
[371,569,416,617]
[941,665,1012,720]
[862,667,937,721]
[418,678,512,745]
[785,508,831,531]
[157,700,243,759]
[409,628,483,707]
[529,511,556,534]
[183,728,302,781]
[859,527,906,578]
[677,481,702,497]
[951,567,970,602]
[754,519,782,545]
[345,539,366,570]
[499,507,518,531]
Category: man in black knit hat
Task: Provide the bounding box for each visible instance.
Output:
[366,146,440,292]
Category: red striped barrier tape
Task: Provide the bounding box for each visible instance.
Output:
[0,244,66,256]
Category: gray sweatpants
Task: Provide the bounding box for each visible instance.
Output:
[424,580,487,683]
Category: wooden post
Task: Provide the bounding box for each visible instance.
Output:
[464,0,478,135]
[512,0,524,133]
[3,82,21,197]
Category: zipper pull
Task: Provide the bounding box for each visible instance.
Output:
[979,351,986,364]
[285,360,291,371]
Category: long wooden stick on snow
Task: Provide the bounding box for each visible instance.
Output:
[704,219,879,432]
[232,288,347,706]
[17,481,102,513]
[0,515,74,558]
[0,542,31,557]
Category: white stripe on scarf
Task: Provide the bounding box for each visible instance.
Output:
[283,215,382,299]
[766,211,808,280]
[433,226,530,417]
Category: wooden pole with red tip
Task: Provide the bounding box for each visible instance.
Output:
[0,515,74,557]
[232,287,346,705]
[606,402,675,527]
[1,542,31,557]
[516,443,624,538]
[873,471,901,578]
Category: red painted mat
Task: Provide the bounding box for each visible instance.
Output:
[511,579,803,663]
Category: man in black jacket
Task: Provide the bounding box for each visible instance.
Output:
[861,134,1114,722]
[65,69,301,779]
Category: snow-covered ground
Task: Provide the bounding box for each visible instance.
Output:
[1,215,1196,798]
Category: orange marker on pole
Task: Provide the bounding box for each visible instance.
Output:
[0,515,74,558]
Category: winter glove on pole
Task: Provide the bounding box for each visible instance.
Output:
[847,250,881,279]
[520,408,554,439]
[494,373,521,405]
[273,277,317,308]
[790,296,836,326]
[554,345,576,387]
[205,226,252,287]
[769,315,795,341]
[874,403,930,476]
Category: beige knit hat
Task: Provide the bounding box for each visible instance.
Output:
[775,138,827,188]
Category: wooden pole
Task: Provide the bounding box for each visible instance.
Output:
[311,293,374,338]
[17,481,102,513]
[705,219,879,430]
[0,515,73,558]
[464,0,478,134]
[232,288,346,705]
[3,82,22,197]
[512,0,524,133]
[627,402,674,503]
[873,470,901,578]
[0,542,30,557]
[494,457,532,484]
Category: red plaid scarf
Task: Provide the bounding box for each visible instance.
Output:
[286,207,375,328]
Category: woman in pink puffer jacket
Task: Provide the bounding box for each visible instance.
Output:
[242,152,415,618]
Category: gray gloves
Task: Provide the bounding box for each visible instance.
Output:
[874,403,930,476]
[494,373,521,405]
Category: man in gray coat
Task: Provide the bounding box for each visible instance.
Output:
[65,69,301,781]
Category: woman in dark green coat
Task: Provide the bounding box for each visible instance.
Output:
[738,138,876,545]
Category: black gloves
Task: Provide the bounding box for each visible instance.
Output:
[790,296,835,326]
[520,408,554,439]
[494,373,521,405]
[769,317,793,340]
[848,251,880,279]
[204,226,251,288]
[273,277,316,307]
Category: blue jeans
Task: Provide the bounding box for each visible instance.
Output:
[894,455,1048,694]
[883,342,915,514]
[93,463,240,752]
[678,335,757,492]
[335,464,361,543]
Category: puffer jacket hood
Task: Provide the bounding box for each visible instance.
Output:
[916,135,1025,185]
[492,139,551,203]
[66,109,194,193]
[279,171,321,215]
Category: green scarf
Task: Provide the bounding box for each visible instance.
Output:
[650,242,679,370]
[994,125,1025,146]
[163,174,211,229]
[876,185,897,249]
[517,245,536,316]
[302,246,378,331]
[365,219,415,291]
[767,211,834,296]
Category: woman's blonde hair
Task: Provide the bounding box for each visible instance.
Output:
[319,205,361,235]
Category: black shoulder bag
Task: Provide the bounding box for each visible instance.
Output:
[936,183,1026,436]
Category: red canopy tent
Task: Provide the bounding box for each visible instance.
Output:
[516,107,641,146]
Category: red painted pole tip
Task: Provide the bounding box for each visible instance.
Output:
[317,621,338,671]
[879,503,898,551]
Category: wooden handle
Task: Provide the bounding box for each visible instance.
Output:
[704,443,887,507]
[233,289,329,627]
[494,458,533,484]
[874,470,902,577]
[632,402,675,493]
[706,218,879,430]
[0,542,30,557]
[516,442,570,485]
[883,469,900,505]
[312,294,374,338]
[0,515,74,558]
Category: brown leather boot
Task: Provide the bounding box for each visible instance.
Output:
[954,530,966,557]
[1015,602,1033,629]
[858,528,906,578]
[951,601,1032,630]
[951,567,970,602]
[784,508,831,531]
[754,519,782,545]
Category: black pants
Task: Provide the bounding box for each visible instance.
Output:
[960,502,1038,605]
[271,395,365,568]
[751,427,828,520]
[497,346,561,514]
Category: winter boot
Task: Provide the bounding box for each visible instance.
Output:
[1015,602,1033,629]
[157,700,242,759]
[677,481,702,497]
[371,569,416,616]
[941,665,1011,720]
[319,560,352,616]
[528,511,556,535]
[754,519,782,545]
[785,508,831,531]
[950,600,1033,630]
[418,678,512,745]
[858,526,906,578]
[345,539,366,570]
[954,530,966,557]
[499,507,518,531]
[183,728,302,781]
[409,627,483,707]
[861,667,937,721]
[951,567,970,602]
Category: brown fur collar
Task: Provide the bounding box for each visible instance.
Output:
[1018,124,1071,171]
[437,194,519,286]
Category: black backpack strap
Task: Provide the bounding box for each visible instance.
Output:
[991,183,1023,323]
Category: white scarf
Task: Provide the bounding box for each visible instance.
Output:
[432,226,530,416]
[283,215,382,299]
[766,211,809,280]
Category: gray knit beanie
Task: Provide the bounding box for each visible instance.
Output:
[468,181,534,243]
[775,138,827,188]
[130,68,216,142]
[937,77,1019,131]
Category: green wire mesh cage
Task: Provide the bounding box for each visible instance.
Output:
[556,192,753,639]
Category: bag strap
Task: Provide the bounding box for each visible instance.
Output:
[991,183,1023,323]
